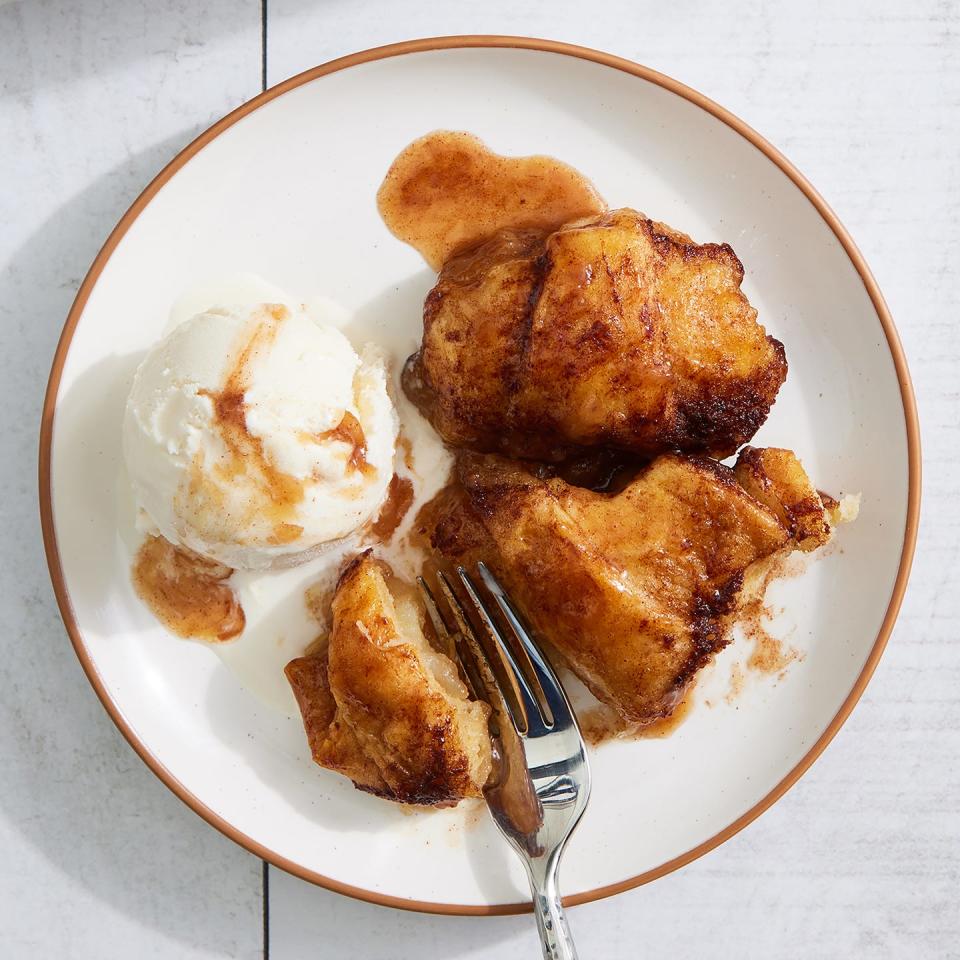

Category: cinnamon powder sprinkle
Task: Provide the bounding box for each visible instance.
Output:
[737,551,806,678]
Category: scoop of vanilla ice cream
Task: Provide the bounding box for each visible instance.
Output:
[124,301,397,570]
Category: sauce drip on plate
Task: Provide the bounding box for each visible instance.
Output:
[132,535,245,642]
[377,130,606,271]
[579,693,694,745]
[368,474,415,542]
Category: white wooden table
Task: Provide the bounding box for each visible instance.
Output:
[2,2,957,957]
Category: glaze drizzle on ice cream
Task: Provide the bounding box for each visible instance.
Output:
[123,298,397,571]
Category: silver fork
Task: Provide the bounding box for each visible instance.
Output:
[419,562,591,960]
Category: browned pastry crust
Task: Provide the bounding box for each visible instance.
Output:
[417,450,829,724]
[732,446,832,552]
[284,649,389,796]
[405,208,786,462]
[285,552,491,806]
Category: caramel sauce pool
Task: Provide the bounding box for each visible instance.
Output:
[377,130,606,271]
[132,536,245,642]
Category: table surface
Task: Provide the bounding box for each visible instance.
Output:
[2,1,957,957]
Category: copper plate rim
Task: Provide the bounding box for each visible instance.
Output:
[38,35,921,916]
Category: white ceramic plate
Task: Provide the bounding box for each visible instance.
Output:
[40,38,919,914]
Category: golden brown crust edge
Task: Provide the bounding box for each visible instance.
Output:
[733,446,832,552]
[286,552,491,807]
[284,651,392,799]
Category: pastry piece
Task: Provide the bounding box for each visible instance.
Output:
[419,450,831,724]
[286,551,492,805]
[284,649,387,795]
[733,446,832,552]
[405,209,786,462]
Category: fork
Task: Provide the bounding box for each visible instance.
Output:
[419,562,591,960]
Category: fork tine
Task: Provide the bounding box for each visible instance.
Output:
[452,633,484,704]
[456,566,550,738]
[435,571,522,732]
[416,576,457,662]
[454,627,507,730]
[435,570,480,649]
[417,577,481,700]
[476,562,575,730]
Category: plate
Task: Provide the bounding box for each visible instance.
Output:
[39,37,920,914]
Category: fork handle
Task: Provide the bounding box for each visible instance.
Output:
[528,863,578,960]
